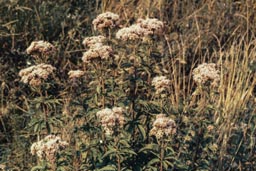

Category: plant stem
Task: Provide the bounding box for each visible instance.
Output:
[0,82,9,142]
[99,61,105,108]
[160,139,164,171]
[115,136,121,171]
[117,153,121,171]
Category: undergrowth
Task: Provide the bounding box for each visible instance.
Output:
[0,0,255,171]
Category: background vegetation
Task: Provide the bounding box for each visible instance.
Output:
[0,0,255,170]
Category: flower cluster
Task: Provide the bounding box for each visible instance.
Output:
[150,114,176,139]
[152,76,171,94]
[92,12,120,30]
[26,40,56,57]
[68,70,85,79]
[137,18,164,35]
[82,35,106,48]
[31,135,68,163]
[96,107,125,135]
[82,43,113,63]
[19,63,56,86]
[116,24,151,41]
[116,18,164,41]
[192,63,220,87]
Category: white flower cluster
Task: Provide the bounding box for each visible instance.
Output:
[82,43,113,63]
[82,35,106,48]
[192,63,220,87]
[116,24,151,41]
[68,70,85,79]
[152,76,171,94]
[19,63,56,86]
[26,40,56,57]
[31,135,68,163]
[116,18,164,41]
[96,107,125,135]
[137,18,164,35]
[150,114,176,139]
[92,12,120,30]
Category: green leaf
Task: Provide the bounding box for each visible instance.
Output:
[147,158,160,166]
[31,165,44,171]
[163,161,169,170]
[98,165,116,171]
[164,160,174,167]
[137,124,146,141]
[96,85,101,94]
[57,167,66,171]
[166,146,175,154]
[33,122,39,133]
[121,63,133,68]
[102,149,116,159]
[121,148,137,155]
[138,143,159,153]
[119,139,130,147]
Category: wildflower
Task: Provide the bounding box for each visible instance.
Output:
[82,35,106,48]
[68,70,85,79]
[116,24,151,41]
[116,18,164,41]
[19,63,56,86]
[152,76,171,94]
[82,44,112,63]
[150,114,176,139]
[96,107,125,136]
[92,12,120,30]
[26,40,56,57]
[31,135,68,163]
[137,18,164,35]
[192,63,220,87]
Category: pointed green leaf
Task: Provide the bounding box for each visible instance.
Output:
[98,165,116,171]
[102,149,116,159]
[138,124,146,141]
[139,143,159,153]
[147,158,160,166]
[122,149,137,155]
[31,165,44,171]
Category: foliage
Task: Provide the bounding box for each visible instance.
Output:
[0,0,255,170]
